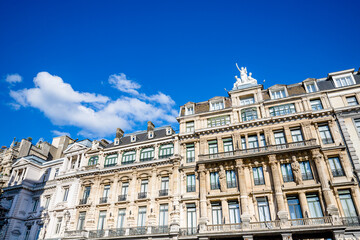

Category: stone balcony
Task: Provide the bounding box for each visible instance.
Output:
[198,139,318,163]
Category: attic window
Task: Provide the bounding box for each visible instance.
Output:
[131,135,136,142]
[114,138,120,145]
[210,100,224,111]
[185,105,194,115]
[333,74,355,88]
[148,131,154,139]
[166,127,172,135]
[270,88,286,99]
[305,82,318,93]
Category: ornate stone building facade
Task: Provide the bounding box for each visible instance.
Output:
[1,67,360,240]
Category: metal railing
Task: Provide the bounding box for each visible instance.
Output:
[321,138,334,144]
[289,216,332,226]
[140,157,154,162]
[210,183,220,190]
[129,226,148,235]
[151,225,169,234]
[99,197,108,204]
[89,230,105,238]
[180,227,198,236]
[199,139,317,161]
[187,186,196,192]
[159,154,173,159]
[108,228,126,237]
[332,169,345,177]
[186,157,195,163]
[249,220,281,230]
[282,175,294,183]
[79,198,88,205]
[159,189,168,196]
[138,192,147,199]
[227,182,237,188]
[207,223,242,231]
[254,178,265,185]
[104,163,117,168]
[341,216,360,226]
[64,230,87,237]
[118,195,127,201]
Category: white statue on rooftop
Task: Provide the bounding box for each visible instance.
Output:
[233,63,257,89]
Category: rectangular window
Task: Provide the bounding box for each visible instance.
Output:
[161,177,169,192]
[291,128,303,142]
[346,96,358,106]
[253,167,265,185]
[105,154,118,167]
[355,119,360,135]
[101,185,110,203]
[187,174,196,192]
[210,172,220,190]
[274,131,286,145]
[186,121,195,133]
[281,163,294,182]
[140,180,148,193]
[269,104,296,117]
[334,75,355,87]
[257,197,271,221]
[212,203,222,225]
[140,148,154,162]
[159,144,174,158]
[88,156,98,166]
[287,196,303,220]
[207,115,230,127]
[223,138,233,152]
[241,137,247,149]
[137,207,147,227]
[117,209,126,229]
[271,89,286,99]
[339,190,358,217]
[55,217,62,234]
[310,99,323,110]
[228,201,241,224]
[45,196,51,209]
[159,204,169,227]
[208,140,218,154]
[77,212,86,230]
[318,124,334,144]
[241,108,258,121]
[260,134,266,147]
[211,101,224,111]
[248,135,259,149]
[226,170,237,188]
[186,144,195,163]
[122,151,135,164]
[186,106,194,115]
[63,187,69,202]
[121,182,129,195]
[306,194,323,218]
[306,83,317,93]
[299,161,313,180]
[240,96,255,106]
[328,157,345,177]
[32,198,39,212]
[98,211,107,230]
[187,204,197,234]
[54,168,59,177]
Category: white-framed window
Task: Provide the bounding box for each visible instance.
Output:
[55,217,62,234]
[185,105,194,115]
[338,190,358,217]
[253,167,265,185]
[212,202,223,225]
[137,207,147,227]
[207,115,230,127]
[310,99,323,110]
[333,74,355,88]
[186,121,195,133]
[187,204,197,233]
[187,174,196,192]
[159,144,174,158]
[186,144,195,163]
[300,161,313,180]
[223,138,233,152]
[210,172,220,190]
[240,96,255,106]
[117,209,126,229]
[228,201,240,224]
[271,88,286,99]
[257,197,271,221]
[159,204,169,227]
[269,104,296,117]
[77,212,86,230]
[63,187,69,202]
[346,96,358,106]
[290,128,303,142]
[98,211,107,230]
[210,100,224,111]
[328,157,344,177]
[281,163,294,182]
[305,82,318,93]
[226,170,237,188]
[306,194,323,218]
[318,124,334,144]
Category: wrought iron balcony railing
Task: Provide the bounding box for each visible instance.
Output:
[64,230,88,238]
[159,154,173,159]
[282,175,294,183]
[79,198,88,205]
[89,230,105,238]
[332,169,345,177]
[301,172,313,180]
[99,197,108,204]
[129,226,147,235]
[179,227,198,236]
[151,225,169,234]
[199,139,318,161]
[210,183,220,190]
[118,194,127,201]
[140,157,154,162]
[159,189,168,196]
[108,228,126,237]
[253,178,265,185]
[138,192,147,199]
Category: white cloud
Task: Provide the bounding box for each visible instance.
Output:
[10,72,177,138]
[52,130,71,137]
[5,73,22,84]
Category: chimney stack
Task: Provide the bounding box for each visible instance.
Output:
[147,121,155,132]
[116,128,124,139]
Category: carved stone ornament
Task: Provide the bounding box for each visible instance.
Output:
[233,64,258,90]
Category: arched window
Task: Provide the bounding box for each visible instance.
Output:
[88,156,98,166]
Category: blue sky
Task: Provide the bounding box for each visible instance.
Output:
[0,0,359,145]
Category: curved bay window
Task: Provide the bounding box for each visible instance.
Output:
[122,151,135,165]
[241,108,258,122]
[140,148,154,162]
[159,144,174,159]
[88,156,98,166]
[104,154,117,167]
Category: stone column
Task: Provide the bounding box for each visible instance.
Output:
[311,149,339,216]
[235,159,250,226]
[170,159,180,233]
[75,154,80,169]
[198,164,208,231]
[220,198,229,224]
[268,154,288,221]
[298,191,309,218]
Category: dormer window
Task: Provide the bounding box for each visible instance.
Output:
[210,100,224,111]
[185,105,194,115]
[271,88,286,99]
[131,135,136,142]
[148,131,154,139]
[333,74,355,88]
[114,138,120,145]
[166,127,172,135]
[305,82,318,93]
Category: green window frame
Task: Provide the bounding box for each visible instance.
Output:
[223,138,233,152]
[140,148,154,162]
[186,144,195,163]
[159,144,174,159]
[88,156,99,166]
[104,154,117,167]
[122,151,136,165]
